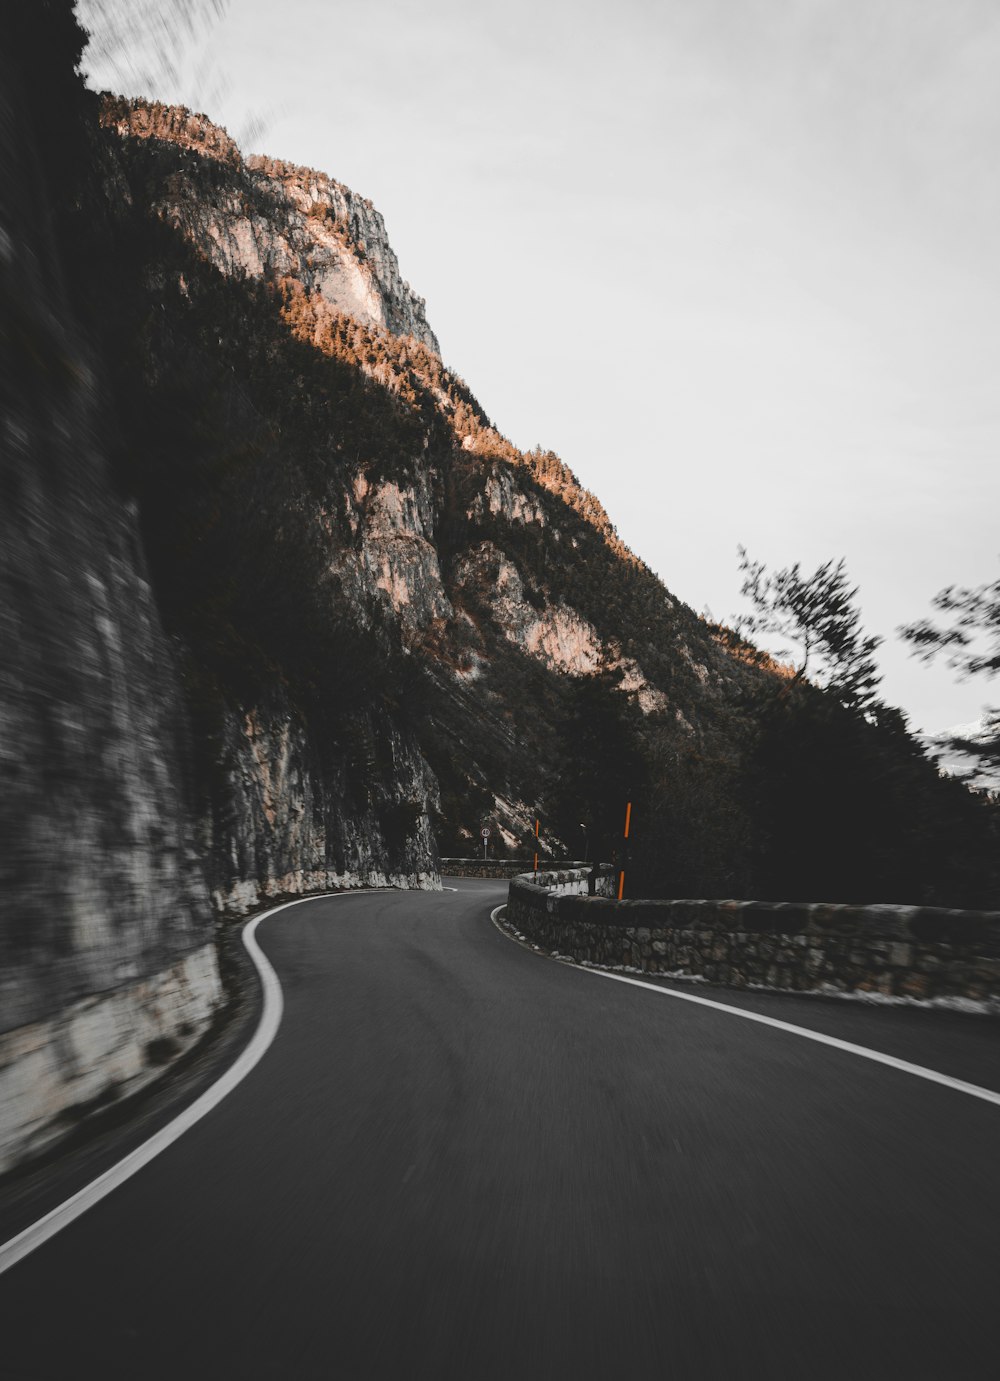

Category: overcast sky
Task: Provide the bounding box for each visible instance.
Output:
[80,0,1000,733]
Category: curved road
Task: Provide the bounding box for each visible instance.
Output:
[1,881,998,1379]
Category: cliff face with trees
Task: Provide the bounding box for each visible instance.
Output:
[4,0,999,1106]
[76,86,764,886]
[96,91,996,907]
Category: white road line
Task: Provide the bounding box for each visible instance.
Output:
[490,905,1000,1109]
[0,891,382,1277]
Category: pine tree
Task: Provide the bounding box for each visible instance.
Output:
[735,547,883,711]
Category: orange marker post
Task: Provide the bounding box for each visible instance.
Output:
[618,800,632,900]
[533,817,539,874]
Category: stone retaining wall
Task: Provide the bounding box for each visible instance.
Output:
[441,858,587,880]
[506,872,1000,1011]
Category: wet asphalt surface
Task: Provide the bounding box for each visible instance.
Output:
[1,880,998,1379]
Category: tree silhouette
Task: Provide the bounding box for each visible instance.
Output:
[901,566,1000,778]
[735,547,882,711]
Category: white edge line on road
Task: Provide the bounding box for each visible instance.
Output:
[0,890,385,1277]
[490,905,1000,1109]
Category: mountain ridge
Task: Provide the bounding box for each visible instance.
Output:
[100,95,440,353]
[99,97,677,576]
[93,93,773,865]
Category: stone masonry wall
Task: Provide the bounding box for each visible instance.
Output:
[506,872,1000,1011]
[441,859,589,880]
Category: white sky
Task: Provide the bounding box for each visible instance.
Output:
[80,0,1000,732]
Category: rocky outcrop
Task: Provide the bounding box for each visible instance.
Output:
[100,98,439,352]
[208,704,440,915]
[452,543,603,676]
[343,473,454,640]
[100,98,241,165]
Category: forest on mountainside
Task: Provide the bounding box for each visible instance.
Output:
[8,0,999,913]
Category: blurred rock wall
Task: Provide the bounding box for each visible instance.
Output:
[0,25,217,1040]
[0,8,221,1169]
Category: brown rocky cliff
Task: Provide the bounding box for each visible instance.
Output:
[100,96,439,352]
[100,97,751,854]
[95,86,764,871]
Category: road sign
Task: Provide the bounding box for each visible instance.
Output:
[481,827,491,838]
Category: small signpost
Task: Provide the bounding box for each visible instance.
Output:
[481,826,490,861]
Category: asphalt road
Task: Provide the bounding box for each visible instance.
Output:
[1,880,998,1379]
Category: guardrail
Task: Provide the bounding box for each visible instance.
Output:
[505,871,1000,1011]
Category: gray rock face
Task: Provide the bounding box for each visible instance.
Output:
[0,75,216,1036]
[207,703,440,915]
[101,98,439,352]
[452,542,603,675]
[341,472,454,642]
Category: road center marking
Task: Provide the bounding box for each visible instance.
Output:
[490,905,1000,1109]
[0,891,387,1277]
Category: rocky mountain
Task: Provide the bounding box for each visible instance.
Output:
[84,92,766,876]
[101,97,439,352]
